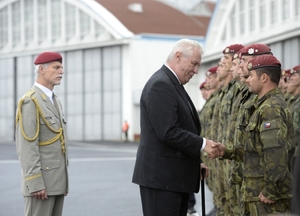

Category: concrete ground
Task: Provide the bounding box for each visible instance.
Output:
[0,140,214,216]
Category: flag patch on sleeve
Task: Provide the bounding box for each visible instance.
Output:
[264,122,271,128]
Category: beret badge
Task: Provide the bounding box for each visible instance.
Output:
[248,48,255,55]
[225,47,230,53]
[247,63,253,70]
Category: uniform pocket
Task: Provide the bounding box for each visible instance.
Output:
[259,120,281,149]
[41,160,60,171]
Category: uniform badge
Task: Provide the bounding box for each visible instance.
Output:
[264,122,271,128]
[225,47,230,53]
[248,48,254,54]
[247,63,252,70]
[233,53,238,59]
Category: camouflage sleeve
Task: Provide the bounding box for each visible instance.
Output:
[293,102,300,153]
[259,107,292,200]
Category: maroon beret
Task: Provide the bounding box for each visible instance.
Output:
[247,55,281,71]
[34,52,63,64]
[290,65,300,74]
[223,44,244,54]
[205,66,218,76]
[239,44,272,57]
[199,81,207,90]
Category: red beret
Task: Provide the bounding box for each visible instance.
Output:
[247,55,281,71]
[206,66,218,76]
[200,81,206,90]
[223,44,244,54]
[34,52,63,64]
[239,44,272,57]
[290,65,300,74]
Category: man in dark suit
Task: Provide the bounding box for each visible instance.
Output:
[132,39,220,216]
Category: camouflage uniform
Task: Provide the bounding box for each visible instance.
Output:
[221,79,243,215]
[227,85,256,215]
[216,79,241,215]
[289,93,300,172]
[199,90,218,192]
[227,88,293,215]
[210,86,226,215]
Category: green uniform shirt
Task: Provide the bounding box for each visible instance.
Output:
[242,88,293,202]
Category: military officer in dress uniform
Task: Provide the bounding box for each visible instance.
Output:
[15,52,68,216]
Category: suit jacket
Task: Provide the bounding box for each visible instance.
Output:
[132,65,203,193]
[15,85,68,196]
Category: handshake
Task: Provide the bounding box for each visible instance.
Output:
[204,140,225,159]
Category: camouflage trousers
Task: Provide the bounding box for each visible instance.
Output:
[244,199,291,216]
[224,160,245,216]
[215,159,227,216]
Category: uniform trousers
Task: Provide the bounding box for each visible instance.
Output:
[24,194,65,216]
[139,186,190,216]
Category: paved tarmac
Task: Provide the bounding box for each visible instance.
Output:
[0,140,213,216]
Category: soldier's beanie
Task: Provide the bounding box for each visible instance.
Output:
[223,44,244,54]
[247,55,281,71]
[34,52,63,64]
[199,81,206,90]
[291,65,300,74]
[206,66,218,76]
[239,44,272,57]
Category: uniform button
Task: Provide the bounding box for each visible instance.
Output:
[46,167,49,170]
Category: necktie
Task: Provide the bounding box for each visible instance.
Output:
[52,93,60,113]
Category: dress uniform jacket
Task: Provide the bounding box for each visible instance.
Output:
[15,85,68,196]
[132,65,203,194]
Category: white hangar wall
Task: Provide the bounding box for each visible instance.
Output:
[0,0,205,142]
[200,0,300,91]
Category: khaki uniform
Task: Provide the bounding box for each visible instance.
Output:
[15,85,68,216]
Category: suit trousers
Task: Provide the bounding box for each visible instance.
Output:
[24,195,65,216]
[139,186,189,216]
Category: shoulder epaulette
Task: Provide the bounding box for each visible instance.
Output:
[25,89,36,98]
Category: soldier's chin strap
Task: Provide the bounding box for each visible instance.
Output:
[16,89,66,153]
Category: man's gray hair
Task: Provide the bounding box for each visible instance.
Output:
[34,63,49,76]
[166,39,204,62]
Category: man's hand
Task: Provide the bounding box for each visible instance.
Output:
[204,140,224,159]
[200,163,209,180]
[31,189,48,200]
[258,192,275,204]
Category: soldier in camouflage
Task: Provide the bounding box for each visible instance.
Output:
[217,44,244,216]
[216,55,293,216]
[198,66,219,215]
[225,44,274,215]
[286,65,300,172]
[210,57,228,216]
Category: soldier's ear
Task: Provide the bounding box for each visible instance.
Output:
[260,73,268,83]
